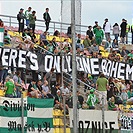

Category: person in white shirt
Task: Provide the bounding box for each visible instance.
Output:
[25,7,32,27]
[42,80,53,98]
[60,84,70,95]
[103,18,111,41]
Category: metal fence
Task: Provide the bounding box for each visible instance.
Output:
[1,14,132,44]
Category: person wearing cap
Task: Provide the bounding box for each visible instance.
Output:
[25,7,32,27]
[86,89,99,109]
[29,11,36,33]
[43,8,51,32]
[17,8,26,33]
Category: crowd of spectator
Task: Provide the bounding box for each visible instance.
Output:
[0,7,133,111]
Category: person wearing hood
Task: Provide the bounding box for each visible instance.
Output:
[86,89,99,109]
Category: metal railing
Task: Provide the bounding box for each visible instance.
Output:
[0,14,88,35]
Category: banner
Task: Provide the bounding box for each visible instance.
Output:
[0,47,133,81]
[120,113,133,131]
[70,109,119,133]
[0,97,54,133]
[0,28,4,46]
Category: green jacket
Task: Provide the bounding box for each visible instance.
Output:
[86,94,99,107]
[29,14,36,24]
[93,28,104,39]
[83,38,91,48]
[108,101,116,110]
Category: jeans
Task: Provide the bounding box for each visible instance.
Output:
[114,34,118,41]
[2,69,8,83]
[16,87,21,98]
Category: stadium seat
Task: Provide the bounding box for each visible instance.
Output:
[0,90,5,96]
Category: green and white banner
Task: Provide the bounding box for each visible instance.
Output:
[0,97,54,133]
[0,28,4,46]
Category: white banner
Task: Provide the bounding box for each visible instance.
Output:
[70,109,119,131]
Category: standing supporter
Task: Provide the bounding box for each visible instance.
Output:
[17,8,25,33]
[40,31,49,45]
[67,25,71,38]
[44,68,56,90]
[4,77,16,98]
[13,71,23,98]
[86,26,94,40]
[0,19,4,27]
[93,26,104,45]
[125,20,130,44]
[131,24,133,44]
[25,7,32,27]
[103,18,111,41]
[77,91,84,108]
[43,8,51,32]
[96,73,108,109]
[28,79,41,98]
[120,19,127,43]
[113,23,119,41]
[93,21,98,29]
[107,77,115,101]
[29,11,36,33]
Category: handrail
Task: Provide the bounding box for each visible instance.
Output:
[0,14,88,35]
[63,72,107,96]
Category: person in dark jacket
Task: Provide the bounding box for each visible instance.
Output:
[120,19,127,43]
[17,8,25,33]
[86,26,94,40]
[43,8,51,31]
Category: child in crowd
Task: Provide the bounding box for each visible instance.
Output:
[86,89,99,109]
[108,96,117,111]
